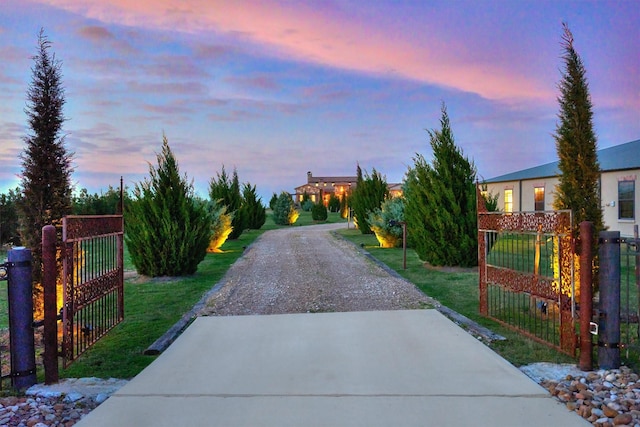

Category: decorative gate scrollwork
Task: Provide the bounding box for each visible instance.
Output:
[62,215,124,366]
[477,186,577,355]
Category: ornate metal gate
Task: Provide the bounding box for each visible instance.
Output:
[62,215,124,366]
[477,188,577,355]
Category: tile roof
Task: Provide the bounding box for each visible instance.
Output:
[484,138,640,183]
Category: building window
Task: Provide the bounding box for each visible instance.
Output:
[504,189,513,213]
[619,180,635,220]
[534,187,545,211]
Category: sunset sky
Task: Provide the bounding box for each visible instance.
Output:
[1,0,638,201]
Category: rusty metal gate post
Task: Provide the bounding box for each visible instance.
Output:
[7,247,37,390]
[42,225,59,383]
[598,230,621,369]
[477,184,488,316]
[579,221,593,371]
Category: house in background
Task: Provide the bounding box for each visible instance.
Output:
[483,138,640,237]
[294,171,403,206]
[294,171,357,205]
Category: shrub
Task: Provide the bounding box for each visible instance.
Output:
[242,183,266,230]
[125,135,211,276]
[206,199,233,253]
[311,202,328,221]
[328,194,341,212]
[367,197,404,248]
[301,199,314,212]
[273,192,298,225]
[404,104,477,267]
[269,193,278,210]
[209,166,246,239]
[340,194,350,219]
[351,165,388,234]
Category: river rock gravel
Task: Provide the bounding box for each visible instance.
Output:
[0,378,127,427]
[532,365,640,426]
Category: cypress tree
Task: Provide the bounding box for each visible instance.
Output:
[18,29,73,308]
[125,135,211,276]
[209,166,246,239]
[404,103,477,267]
[351,165,388,234]
[553,23,603,243]
[242,183,266,230]
[269,193,278,210]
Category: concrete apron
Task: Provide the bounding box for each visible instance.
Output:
[76,310,588,426]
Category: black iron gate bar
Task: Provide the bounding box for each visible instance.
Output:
[620,236,640,360]
[62,215,124,366]
[0,261,10,386]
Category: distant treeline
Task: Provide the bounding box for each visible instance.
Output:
[0,186,125,246]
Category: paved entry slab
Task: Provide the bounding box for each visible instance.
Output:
[77,310,588,426]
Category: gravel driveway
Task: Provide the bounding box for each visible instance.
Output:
[200,222,432,316]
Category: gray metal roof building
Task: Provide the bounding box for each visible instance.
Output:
[485,138,640,183]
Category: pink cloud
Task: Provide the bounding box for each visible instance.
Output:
[224,75,279,91]
[76,25,138,55]
[301,84,351,103]
[36,0,552,102]
[77,25,114,41]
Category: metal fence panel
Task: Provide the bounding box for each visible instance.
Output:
[620,235,640,369]
[478,187,576,355]
[62,215,124,366]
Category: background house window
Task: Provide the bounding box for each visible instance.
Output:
[504,189,513,213]
[534,187,545,211]
[619,180,635,219]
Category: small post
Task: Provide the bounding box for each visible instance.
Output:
[598,230,621,369]
[579,221,593,371]
[118,176,124,215]
[7,247,37,390]
[401,221,407,270]
[42,225,59,383]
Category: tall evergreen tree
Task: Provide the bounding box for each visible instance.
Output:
[242,182,266,230]
[351,165,388,234]
[18,29,73,300]
[209,166,246,239]
[269,193,278,210]
[404,103,477,267]
[553,23,603,244]
[125,135,211,276]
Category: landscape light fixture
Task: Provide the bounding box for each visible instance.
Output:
[388,220,407,270]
